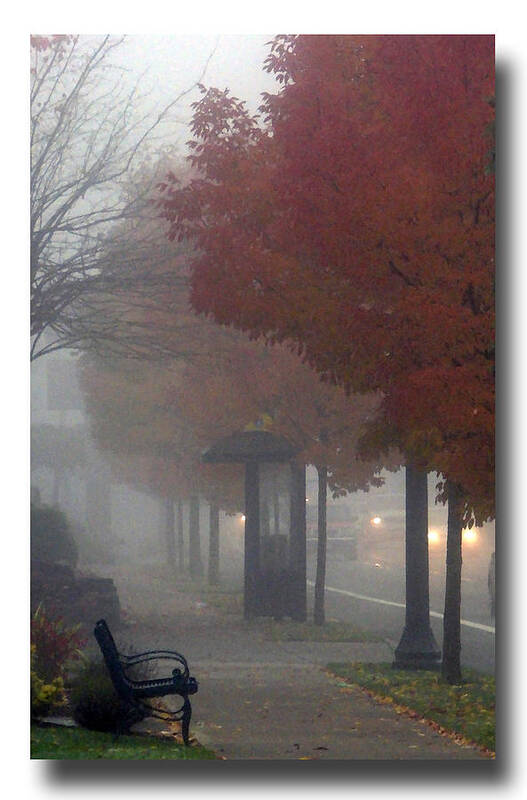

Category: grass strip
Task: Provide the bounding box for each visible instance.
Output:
[31,724,217,760]
[178,579,384,642]
[327,662,495,754]
[257,618,385,642]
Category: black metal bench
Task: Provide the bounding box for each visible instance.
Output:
[93,618,198,745]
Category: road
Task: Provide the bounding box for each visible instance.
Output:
[307,551,495,675]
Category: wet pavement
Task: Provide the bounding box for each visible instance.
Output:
[102,565,492,761]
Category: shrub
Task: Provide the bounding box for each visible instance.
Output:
[31,645,66,718]
[31,502,78,568]
[31,604,85,683]
[69,658,144,733]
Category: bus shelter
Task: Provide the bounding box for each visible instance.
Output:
[202,429,306,621]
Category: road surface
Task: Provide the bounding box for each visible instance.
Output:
[308,554,495,674]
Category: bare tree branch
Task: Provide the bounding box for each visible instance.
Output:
[30,34,216,361]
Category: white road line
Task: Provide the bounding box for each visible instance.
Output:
[307,580,495,635]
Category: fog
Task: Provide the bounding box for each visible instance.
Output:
[28,31,497,764]
[30,32,281,576]
[117,34,279,119]
[29,32,494,628]
[31,344,494,609]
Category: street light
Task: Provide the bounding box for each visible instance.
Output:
[428,529,440,544]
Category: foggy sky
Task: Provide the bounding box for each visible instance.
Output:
[113,34,280,151]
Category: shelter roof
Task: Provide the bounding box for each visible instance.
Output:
[202,430,297,463]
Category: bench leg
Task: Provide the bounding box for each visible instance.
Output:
[181,696,192,746]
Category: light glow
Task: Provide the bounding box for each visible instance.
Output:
[428,529,440,544]
[462,529,478,543]
[371,516,382,526]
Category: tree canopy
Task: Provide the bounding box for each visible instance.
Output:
[158,34,495,524]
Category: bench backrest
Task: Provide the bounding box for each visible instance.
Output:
[94,618,131,699]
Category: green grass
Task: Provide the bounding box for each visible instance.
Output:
[257,618,385,642]
[327,662,495,753]
[31,724,217,760]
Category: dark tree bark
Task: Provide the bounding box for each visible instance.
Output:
[208,502,220,585]
[188,494,203,578]
[441,482,464,684]
[313,465,328,626]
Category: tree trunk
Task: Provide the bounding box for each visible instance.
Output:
[441,482,463,684]
[164,497,176,570]
[313,465,328,626]
[289,460,307,622]
[177,500,184,572]
[188,495,203,578]
[208,502,220,585]
[393,466,441,669]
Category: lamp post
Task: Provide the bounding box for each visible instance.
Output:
[393,466,441,670]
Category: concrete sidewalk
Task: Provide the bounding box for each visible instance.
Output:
[112,568,490,760]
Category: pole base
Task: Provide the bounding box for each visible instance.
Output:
[392,653,441,671]
[393,625,441,671]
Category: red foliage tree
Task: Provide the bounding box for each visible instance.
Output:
[158,35,494,678]
[81,267,386,612]
[159,34,494,521]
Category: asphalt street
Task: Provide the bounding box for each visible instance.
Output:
[307,555,495,674]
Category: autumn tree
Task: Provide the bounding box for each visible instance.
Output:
[158,35,494,679]
[80,284,386,615]
[166,332,389,623]
[79,353,245,579]
[77,166,384,606]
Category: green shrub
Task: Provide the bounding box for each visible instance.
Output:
[69,658,144,733]
[31,645,66,718]
[31,503,79,567]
